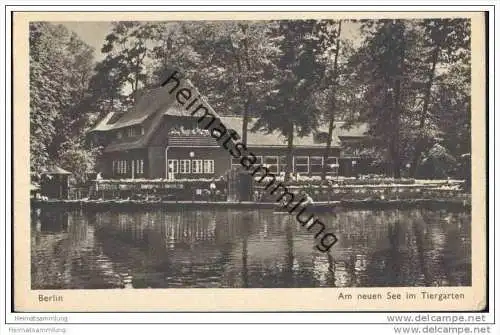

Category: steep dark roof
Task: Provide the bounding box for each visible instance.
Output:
[219,117,368,148]
[89,112,118,132]
[42,166,71,175]
[89,78,368,152]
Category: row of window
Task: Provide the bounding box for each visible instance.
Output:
[111,156,336,176]
[113,160,128,174]
[231,156,339,174]
[116,127,145,140]
[112,159,145,175]
[134,159,145,174]
[168,159,215,174]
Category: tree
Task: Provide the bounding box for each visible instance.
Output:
[48,34,95,157]
[86,54,129,118]
[150,22,203,81]
[408,19,471,176]
[253,20,324,181]
[101,22,161,103]
[57,140,101,184]
[161,21,279,145]
[348,20,419,178]
[226,22,278,145]
[418,143,458,179]
[30,22,59,173]
[30,22,95,178]
[316,20,343,180]
[433,62,471,157]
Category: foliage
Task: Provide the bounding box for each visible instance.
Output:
[152,21,280,144]
[30,22,96,181]
[345,19,470,178]
[432,62,471,157]
[100,22,162,103]
[251,20,325,179]
[30,19,472,182]
[254,20,324,134]
[418,143,458,178]
[57,140,102,184]
[86,54,129,118]
[407,19,471,176]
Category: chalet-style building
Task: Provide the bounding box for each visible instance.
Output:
[88,80,368,180]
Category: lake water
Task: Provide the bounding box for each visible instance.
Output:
[31,208,471,289]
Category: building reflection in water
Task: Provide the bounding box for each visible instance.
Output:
[31,207,472,289]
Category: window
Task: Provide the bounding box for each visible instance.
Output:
[167,159,178,174]
[310,156,324,173]
[203,160,215,174]
[179,159,191,174]
[192,160,203,174]
[125,127,144,137]
[325,157,339,175]
[263,156,278,174]
[279,156,287,174]
[135,159,144,175]
[192,159,203,173]
[231,157,241,169]
[325,157,339,166]
[119,160,127,174]
[113,160,126,175]
[294,156,309,173]
[116,131,123,140]
[232,156,261,169]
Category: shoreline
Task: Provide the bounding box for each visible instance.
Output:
[31,197,471,212]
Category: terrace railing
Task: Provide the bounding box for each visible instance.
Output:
[88,178,227,201]
[253,179,466,202]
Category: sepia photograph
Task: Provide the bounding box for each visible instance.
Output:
[11,10,488,312]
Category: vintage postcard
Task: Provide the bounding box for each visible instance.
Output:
[12,10,487,312]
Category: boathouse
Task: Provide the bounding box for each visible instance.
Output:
[88,82,369,180]
[39,166,71,199]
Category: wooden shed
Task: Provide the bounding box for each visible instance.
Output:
[40,166,71,199]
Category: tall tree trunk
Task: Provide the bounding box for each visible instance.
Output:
[391,25,406,179]
[133,57,140,103]
[409,43,440,177]
[242,95,251,145]
[285,121,294,183]
[322,116,336,180]
[240,23,252,146]
[110,95,114,115]
[229,33,248,144]
[321,20,342,181]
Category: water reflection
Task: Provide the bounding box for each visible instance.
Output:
[31,208,471,289]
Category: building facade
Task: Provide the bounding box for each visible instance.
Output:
[88,85,368,180]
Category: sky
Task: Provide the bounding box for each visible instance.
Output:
[58,22,113,61]
[59,21,362,63]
